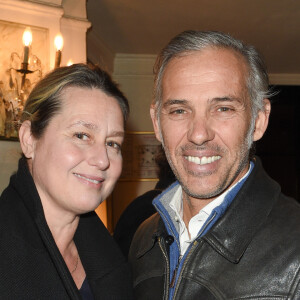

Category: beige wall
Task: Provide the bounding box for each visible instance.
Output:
[0,141,21,192]
[113,54,156,131]
[110,53,159,230]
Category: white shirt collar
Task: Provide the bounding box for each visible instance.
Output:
[169,163,252,255]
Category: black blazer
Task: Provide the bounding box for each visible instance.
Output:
[0,158,133,300]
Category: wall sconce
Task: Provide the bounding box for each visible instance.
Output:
[18,28,36,98]
[54,33,64,68]
[0,27,43,139]
[0,27,64,140]
[8,27,43,102]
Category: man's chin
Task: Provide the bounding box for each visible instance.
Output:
[179,177,223,199]
[183,186,223,200]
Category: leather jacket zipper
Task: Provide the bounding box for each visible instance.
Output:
[170,256,182,288]
[158,236,171,300]
[172,211,217,299]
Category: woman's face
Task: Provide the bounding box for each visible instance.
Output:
[23,86,124,216]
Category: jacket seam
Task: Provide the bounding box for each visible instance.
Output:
[289,262,300,298]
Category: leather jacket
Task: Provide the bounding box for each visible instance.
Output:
[129,158,300,299]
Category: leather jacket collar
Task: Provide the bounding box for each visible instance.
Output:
[135,157,281,264]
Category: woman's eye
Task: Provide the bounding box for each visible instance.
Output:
[74,132,89,140]
[106,141,121,151]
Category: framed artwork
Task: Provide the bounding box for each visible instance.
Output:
[120,131,161,181]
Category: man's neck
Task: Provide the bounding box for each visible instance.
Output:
[181,161,253,229]
[182,193,213,229]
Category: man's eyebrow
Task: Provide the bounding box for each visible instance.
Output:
[162,99,188,108]
[162,97,244,109]
[210,96,243,103]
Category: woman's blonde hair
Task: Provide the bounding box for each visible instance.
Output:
[21,63,129,138]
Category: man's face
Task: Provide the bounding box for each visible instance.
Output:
[151,48,269,201]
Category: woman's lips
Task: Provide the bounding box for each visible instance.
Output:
[73,173,104,184]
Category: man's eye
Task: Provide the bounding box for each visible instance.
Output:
[170,109,186,114]
[74,132,89,140]
[217,107,232,112]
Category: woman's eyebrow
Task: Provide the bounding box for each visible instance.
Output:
[109,131,125,138]
[67,121,124,137]
[67,120,98,130]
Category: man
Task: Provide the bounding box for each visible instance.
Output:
[129,30,300,299]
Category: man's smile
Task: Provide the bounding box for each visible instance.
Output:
[184,155,221,165]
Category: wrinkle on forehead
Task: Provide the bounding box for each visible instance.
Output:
[161,48,250,106]
[163,47,249,84]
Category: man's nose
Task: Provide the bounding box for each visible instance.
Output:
[187,114,215,145]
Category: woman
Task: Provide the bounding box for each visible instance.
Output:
[0,64,133,299]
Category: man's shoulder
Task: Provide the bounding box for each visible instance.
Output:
[270,194,300,229]
[129,212,164,259]
[254,194,300,260]
[134,212,163,241]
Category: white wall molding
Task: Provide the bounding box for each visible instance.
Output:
[60,15,91,65]
[0,0,63,20]
[269,73,300,85]
[60,15,91,32]
[113,53,156,132]
[114,53,157,76]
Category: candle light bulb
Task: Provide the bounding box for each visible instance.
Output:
[54,33,64,68]
[67,59,73,66]
[54,34,64,51]
[22,28,32,47]
[22,27,32,66]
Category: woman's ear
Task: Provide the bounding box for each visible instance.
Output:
[19,120,36,159]
[253,99,271,142]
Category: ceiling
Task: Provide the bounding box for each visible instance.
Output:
[86,0,300,74]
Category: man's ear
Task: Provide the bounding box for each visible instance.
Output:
[19,120,36,159]
[150,104,162,143]
[253,99,271,142]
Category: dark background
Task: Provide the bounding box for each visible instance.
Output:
[256,85,299,201]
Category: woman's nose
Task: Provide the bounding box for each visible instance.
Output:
[87,144,110,170]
